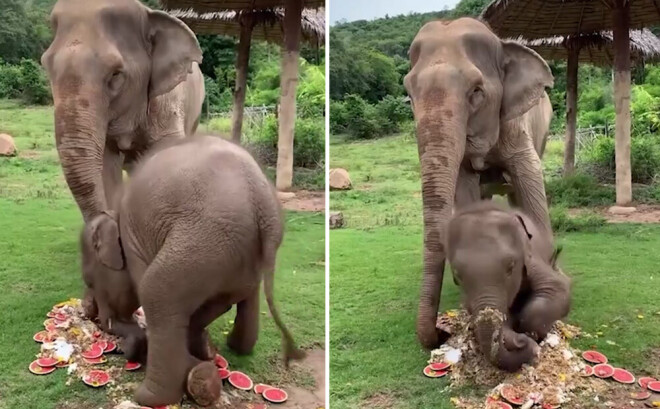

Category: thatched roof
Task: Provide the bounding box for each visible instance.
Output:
[160,0,324,12]
[514,28,660,66]
[482,0,660,40]
[168,7,325,44]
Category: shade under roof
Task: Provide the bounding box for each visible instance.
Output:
[482,0,660,40]
[168,8,325,44]
[161,0,324,12]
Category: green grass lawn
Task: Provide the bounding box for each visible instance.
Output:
[0,100,325,408]
[329,133,660,408]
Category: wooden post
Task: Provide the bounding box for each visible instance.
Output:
[275,0,302,191]
[613,0,632,205]
[230,13,255,144]
[564,42,579,176]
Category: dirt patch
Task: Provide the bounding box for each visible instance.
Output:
[19,150,41,159]
[279,190,325,212]
[570,205,660,224]
[360,392,397,408]
[278,348,325,409]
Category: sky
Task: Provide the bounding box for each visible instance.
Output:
[330,0,460,24]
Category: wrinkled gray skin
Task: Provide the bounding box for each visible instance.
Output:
[404,17,556,349]
[42,0,204,314]
[447,201,571,371]
[80,136,304,407]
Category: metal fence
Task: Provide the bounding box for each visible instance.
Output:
[549,122,614,152]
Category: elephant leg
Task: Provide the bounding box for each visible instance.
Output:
[189,297,232,361]
[111,320,147,364]
[503,141,552,237]
[455,166,481,208]
[227,287,260,355]
[135,257,204,407]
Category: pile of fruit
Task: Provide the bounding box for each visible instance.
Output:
[425,309,660,409]
[30,299,290,408]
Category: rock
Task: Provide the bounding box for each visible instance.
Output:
[608,206,636,215]
[329,168,352,190]
[0,133,17,157]
[329,212,344,229]
[277,191,296,200]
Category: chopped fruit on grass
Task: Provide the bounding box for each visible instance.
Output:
[228,371,253,390]
[35,357,59,367]
[254,383,274,394]
[262,387,288,403]
[582,350,607,364]
[423,365,448,378]
[593,363,614,378]
[81,370,110,387]
[429,362,451,371]
[213,354,228,369]
[33,331,50,343]
[499,384,524,406]
[83,356,107,365]
[218,368,230,380]
[648,381,660,393]
[640,377,658,389]
[631,391,652,400]
[611,368,635,384]
[580,365,593,377]
[29,360,56,375]
[124,361,141,371]
[81,346,104,359]
[104,341,117,353]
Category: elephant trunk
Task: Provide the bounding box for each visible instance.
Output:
[53,92,109,221]
[415,102,467,349]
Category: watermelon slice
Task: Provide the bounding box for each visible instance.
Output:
[228,371,253,390]
[639,376,657,389]
[246,404,268,409]
[214,354,229,369]
[36,357,59,368]
[82,370,110,387]
[33,331,50,343]
[43,319,56,328]
[582,350,607,364]
[53,313,68,322]
[541,404,560,409]
[218,368,231,380]
[648,380,660,393]
[104,341,117,353]
[254,383,274,394]
[83,356,107,365]
[262,387,288,403]
[81,346,104,359]
[429,362,451,371]
[124,361,142,371]
[580,365,593,377]
[612,368,635,384]
[486,402,513,409]
[46,311,57,319]
[92,340,107,351]
[29,360,56,375]
[500,384,524,406]
[423,365,448,378]
[630,390,652,400]
[593,363,614,378]
[56,360,70,368]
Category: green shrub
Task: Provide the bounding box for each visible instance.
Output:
[206,117,232,134]
[581,135,660,184]
[550,206,606,233]
[375,95,412,134]
[0,63,22,99]
[0,59,51,105]
[545,173,615,207]
[330,100,348,134]
[343,94,381,139]
[297,64,325,119]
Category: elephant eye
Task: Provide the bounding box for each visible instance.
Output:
[469,86,485,110]
[108,71,125,94]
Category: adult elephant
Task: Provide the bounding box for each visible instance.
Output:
[403,17,555,349]
[41,0,204,224]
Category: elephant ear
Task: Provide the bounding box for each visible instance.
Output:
[147,10,203,99]
[91,211,124,270]
[514,214,533,240]
[500,41,554,122]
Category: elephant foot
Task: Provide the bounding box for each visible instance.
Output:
[82,292,98,320]
[135,378,184,408]
[186,361,222,407]
[226,333,255,356]
[417,325,451,350]
[122,333,148,365]
[189,329,216,361]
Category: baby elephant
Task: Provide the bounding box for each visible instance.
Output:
[80,135,304,407]
[446,201,571,371]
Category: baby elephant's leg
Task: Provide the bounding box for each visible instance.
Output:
[111,320,147,364]
[227,287,260,355]
[188,297,232,361]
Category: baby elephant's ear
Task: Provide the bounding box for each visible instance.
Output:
[92,212,124,270]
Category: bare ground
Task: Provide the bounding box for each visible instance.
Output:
[279,190,325,213]
[569,205,660,224]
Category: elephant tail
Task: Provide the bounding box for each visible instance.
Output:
[260,224,306,367]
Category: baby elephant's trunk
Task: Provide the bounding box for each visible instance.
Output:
[262,241,306,366]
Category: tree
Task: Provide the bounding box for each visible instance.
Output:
[451,0,490,18]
